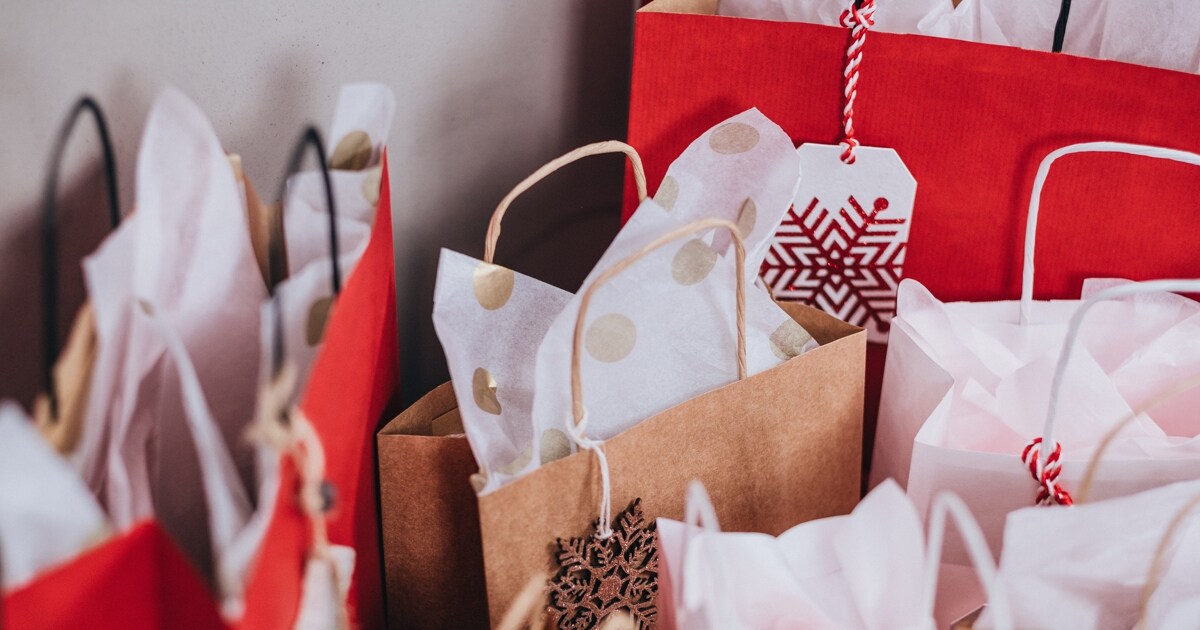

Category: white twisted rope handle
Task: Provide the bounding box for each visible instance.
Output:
[1020,142,1200,324]
[679,481,722,617]
[1038,280,1200,497]
[921,493,1014,630]
[1136,491,1200,629]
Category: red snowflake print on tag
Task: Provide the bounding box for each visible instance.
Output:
[762,195,906,341]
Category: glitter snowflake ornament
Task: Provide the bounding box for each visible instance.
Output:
[761,144,916,342]
[547,499,658,629]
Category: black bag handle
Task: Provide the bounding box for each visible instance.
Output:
[269,126,342,376]
[1052,0,1072,53]
[41,96,121,419]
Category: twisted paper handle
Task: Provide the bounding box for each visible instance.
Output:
[1076,374,1200,504]
[485,141,648,264]
[1019,143,1200,324]
[568,218,747,539]
[922,493,1014,630]
[1029,279,1200,507]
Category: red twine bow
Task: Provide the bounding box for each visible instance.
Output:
[837,0,876,165]
[1021,437,1074,506]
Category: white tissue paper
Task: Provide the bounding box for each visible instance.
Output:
[268,82,395,401]
[433,247,574,493]
[437,109,814,493]
[526,109,813,478]
[718,0,1200,73]
[77,87,267,584]
[982,478,1200,629]
[0,401,109,590]
[657,480,993,630]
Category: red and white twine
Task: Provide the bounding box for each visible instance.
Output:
[1021,437,1074,506]
[838,0,876,164]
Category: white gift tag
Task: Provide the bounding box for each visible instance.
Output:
[762,144,916,342]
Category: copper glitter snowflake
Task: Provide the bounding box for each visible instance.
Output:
[546,499,658,629]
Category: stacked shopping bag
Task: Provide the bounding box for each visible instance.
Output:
[2,83,398,629]
[375,0,1199,627]
[6,0,1200,627]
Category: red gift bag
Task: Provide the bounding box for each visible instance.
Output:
[622,0,1200,470]
[239,152,398,630]
[3,522,223,630]
[5,152,396,630]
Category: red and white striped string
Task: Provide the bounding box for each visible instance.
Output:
[838,0,876,164]
[1021,437,1074,506]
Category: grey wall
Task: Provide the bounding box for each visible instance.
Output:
[0,0,636,406]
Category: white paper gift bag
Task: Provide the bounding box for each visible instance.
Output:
[981,477,1200,629]
[872,139,1200,566]
[657,480,1012,630]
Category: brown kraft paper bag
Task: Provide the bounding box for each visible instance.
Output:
[377,382,490,629]
[477,218,865,625]
[376,142,651,630]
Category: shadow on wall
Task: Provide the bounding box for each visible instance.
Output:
[0,0,640,414]
[0,163,111,406]
[397,0,638,406]
[0,54,316,409]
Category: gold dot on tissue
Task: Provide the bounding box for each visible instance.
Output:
[137,299,154,316]
[709,122,760,154]
[769,319,814,361]
[586,314,636,363]
[655,175,680,211]
[361,165,382,206]
[473,262,515,310]
[671,239,717,285]
[330,130,372,170]
[470,470,488,493]
[736,198,757,237]
[306,297,334,346]
[472,367,502,415]
[498,445,533,475]
[540,429,571,464]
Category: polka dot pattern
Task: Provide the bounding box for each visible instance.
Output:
[473,262,515,310]
[656,175,680,211]
[306,297,334,346]
[540,428,571,464]
[361,165,382,206]
[329,130,372,171]
[472,367,502,415]
[769,319,814,361]
[469,471,487,493]
[671,239,717,286]
[585,313,637,363]
[709,122,760,154]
